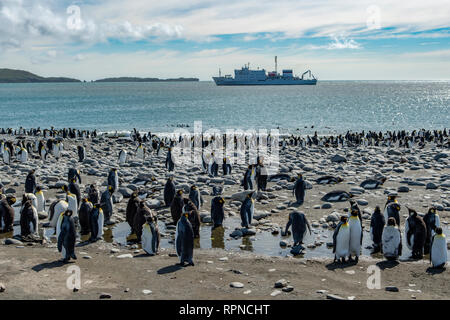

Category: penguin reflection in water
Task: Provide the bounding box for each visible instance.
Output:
[175,212,195,267]
[58,210,77,263]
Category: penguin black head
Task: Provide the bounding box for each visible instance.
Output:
[36,186,42,192]
[191,185,197,190]
[93,203,100,209]
[436,227,443,235]
[7,195,16,206]
[177,189,183,195]
[340,216,348,223]
[374,206,381,214]
[387,217,396,226]
[82,198,89,203]
[108,186,114,193]
[71,178,76,183]
[183,198,189,205]
[29,169,35,174]
[62,185,68,192]
[65,210,73,217]
[351,209,359,216]
[407,207,417,217]
[428,207,436,214]
[183,212,189,218]
[337,177,344,183]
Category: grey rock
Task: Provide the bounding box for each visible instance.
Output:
[4,238,23,245]
[99,293,112,299]
[274,279,288,288]
[230,282,244,288]
[385,286,399,292]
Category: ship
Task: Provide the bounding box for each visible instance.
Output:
[212,56,317,86]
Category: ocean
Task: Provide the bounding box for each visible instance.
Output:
[0,81,448,135]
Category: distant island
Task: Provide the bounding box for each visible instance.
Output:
[0,68,81,83]
[94,77,199,82]
[0,68,199,83]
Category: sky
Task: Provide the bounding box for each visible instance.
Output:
[0,0,449,81]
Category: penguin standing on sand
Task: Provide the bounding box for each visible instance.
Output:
[25,170,37,194]
[100,186,114,225]
[284,210,311,250]
[126,191,140,231]
[210,196,225,229]
[142,214,160,255]
[20,200,39,237]
[89,203,104,242]
[133,201,153,242]
[423,207,440,255]
[58,210,77,263]
[39,145,47,161]
[35,186,45,214]
[348,208,363,262]
[171,190,184,224]
[382,217,402,261]
[430,227,447,268]
[333,216,350,263]
[77,145,85,162]
[164,177,176,207]
[370,206,385,253]
[19,147,28,163]
[188,185,203,210]
[3,146,10,164]
[293,173,306,205]
[243,165,254,190]
[135,143,145,161]
[240,192,254,228]
[405,207,427,259]
[78,198,93,235]
[175,212,195,266]
[88,184,99,204]
[165,147,175,172]
[119,149,127,165]
[0,195,16,232]
[183,198,201,238]
[107,168,119,192]
[222,157,232,175]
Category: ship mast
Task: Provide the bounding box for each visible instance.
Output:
[275,56,277,74]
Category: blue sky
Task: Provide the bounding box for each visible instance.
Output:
[1,0,449,80]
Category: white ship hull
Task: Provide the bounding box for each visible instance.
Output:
[213,77,317,86]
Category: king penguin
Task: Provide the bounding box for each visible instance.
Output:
[142,214,160,255]
[333,216,350,263]
[119,149,127,165]
[188,185,203,210]
[48,199,68,228]
[170,189,184,224]
[348,208,363,262]
[382,217,402,261]
[284,210,311,251]
[20,199,39,237]
[58,210,77,263]
[79,198,93,235]
[35,186,45,215]
[175,212,195,266]
[240,192,255,228]
[405,208,427,259]
[430,227,447,268]
[370,206,385,253]
[89,203,104,242]
[210,196,225,229]
[164,176,176,207]
[77,145,85,162]
[0,195,16,232]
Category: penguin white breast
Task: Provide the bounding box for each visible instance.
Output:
[431,236,447,267]
[335,226,350,258]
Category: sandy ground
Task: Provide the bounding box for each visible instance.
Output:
[0,243,449,300]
